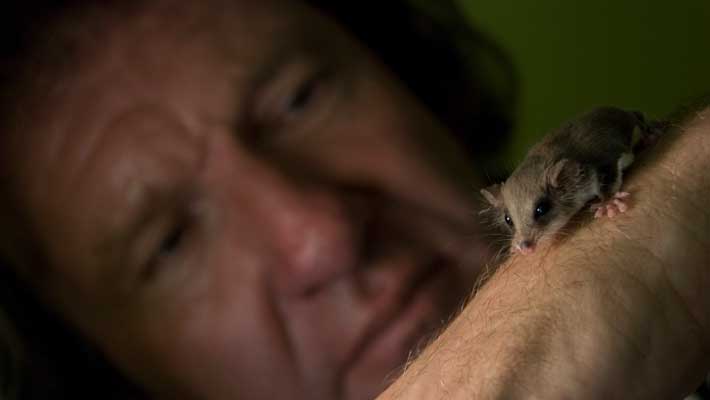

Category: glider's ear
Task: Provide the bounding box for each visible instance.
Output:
[546,159,581,188]
[480,184,502,208]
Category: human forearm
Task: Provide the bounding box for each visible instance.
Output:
[379,107,710,399]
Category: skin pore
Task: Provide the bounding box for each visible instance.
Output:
[1,1,493,399]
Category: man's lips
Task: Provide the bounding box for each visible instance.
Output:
[341,255,456,394]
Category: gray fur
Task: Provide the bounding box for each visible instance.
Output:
[481,106,662,253]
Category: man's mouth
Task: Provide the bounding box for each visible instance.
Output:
[341,255,459,397]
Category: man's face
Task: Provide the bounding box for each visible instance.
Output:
[5,1,492,398]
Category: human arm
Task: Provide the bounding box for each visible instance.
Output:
[378,106,710,399]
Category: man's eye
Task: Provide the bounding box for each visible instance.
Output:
[158,225,186,258]
[276,69,333,129]
[286,74,321,116]
[143,222,190,281]
[250,63,340,146]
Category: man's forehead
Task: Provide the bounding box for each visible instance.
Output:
[15,0,311,164]
[12,0,319,208]
[81,0,303,50]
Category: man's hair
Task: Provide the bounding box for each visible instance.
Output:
[307,1,517,164]
[0,1,517,398]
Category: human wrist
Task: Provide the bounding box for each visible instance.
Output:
[381,210,709,400]
[622,106,710,341]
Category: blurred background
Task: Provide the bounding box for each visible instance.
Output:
[459,0,710,162]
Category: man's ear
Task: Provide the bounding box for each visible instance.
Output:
[480,184,502,208]
[546,159,580,188]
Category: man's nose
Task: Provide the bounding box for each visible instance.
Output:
[212,134,365,297]
[265,186,361,296]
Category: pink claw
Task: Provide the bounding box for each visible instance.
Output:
[614,199,628,212]
[594,207,604,219]
[607,208,617,218]
[591,191,631,219]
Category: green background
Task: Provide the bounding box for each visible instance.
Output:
[460,0,710,162]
